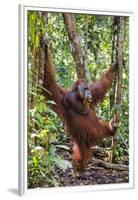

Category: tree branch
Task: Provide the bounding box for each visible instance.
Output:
[93,158,128,171]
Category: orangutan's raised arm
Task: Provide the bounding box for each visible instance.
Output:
[90,64,117,105]
[42,42,67,117]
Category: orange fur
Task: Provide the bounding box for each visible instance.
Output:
[43,46,117,170]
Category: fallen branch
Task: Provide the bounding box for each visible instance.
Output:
[93,158,129,171]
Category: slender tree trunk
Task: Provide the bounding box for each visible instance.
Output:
[63,13,91,82]
[110,17,118,112]
[38,12,48,86]
[109,17,125,162]
[114,16,125,123]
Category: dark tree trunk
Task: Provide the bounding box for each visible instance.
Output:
[108,17,125,162]
[114,16,125,123]
[110,17,118,111]
[63,13,91,82]
[38,12,48,86]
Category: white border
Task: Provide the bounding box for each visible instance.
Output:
[18,5,24,195]
[19,4,134,196]
[19,5,28,195]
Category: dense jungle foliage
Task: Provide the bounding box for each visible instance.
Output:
[27,11,129,188]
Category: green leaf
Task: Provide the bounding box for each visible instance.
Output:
[33,156,38,166]
[49,145,56,157]
[47,100,57,105]
[31,133,38,138]
[51,177,59,187]
[53,157,72,171]
[36,34,40,47]
[46,120,57,131]
[55,144,70,151]
[49,134,57,143]
[38,165,45,178]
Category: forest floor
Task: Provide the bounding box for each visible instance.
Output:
[56,160,129,187]
[52,150,129,187]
